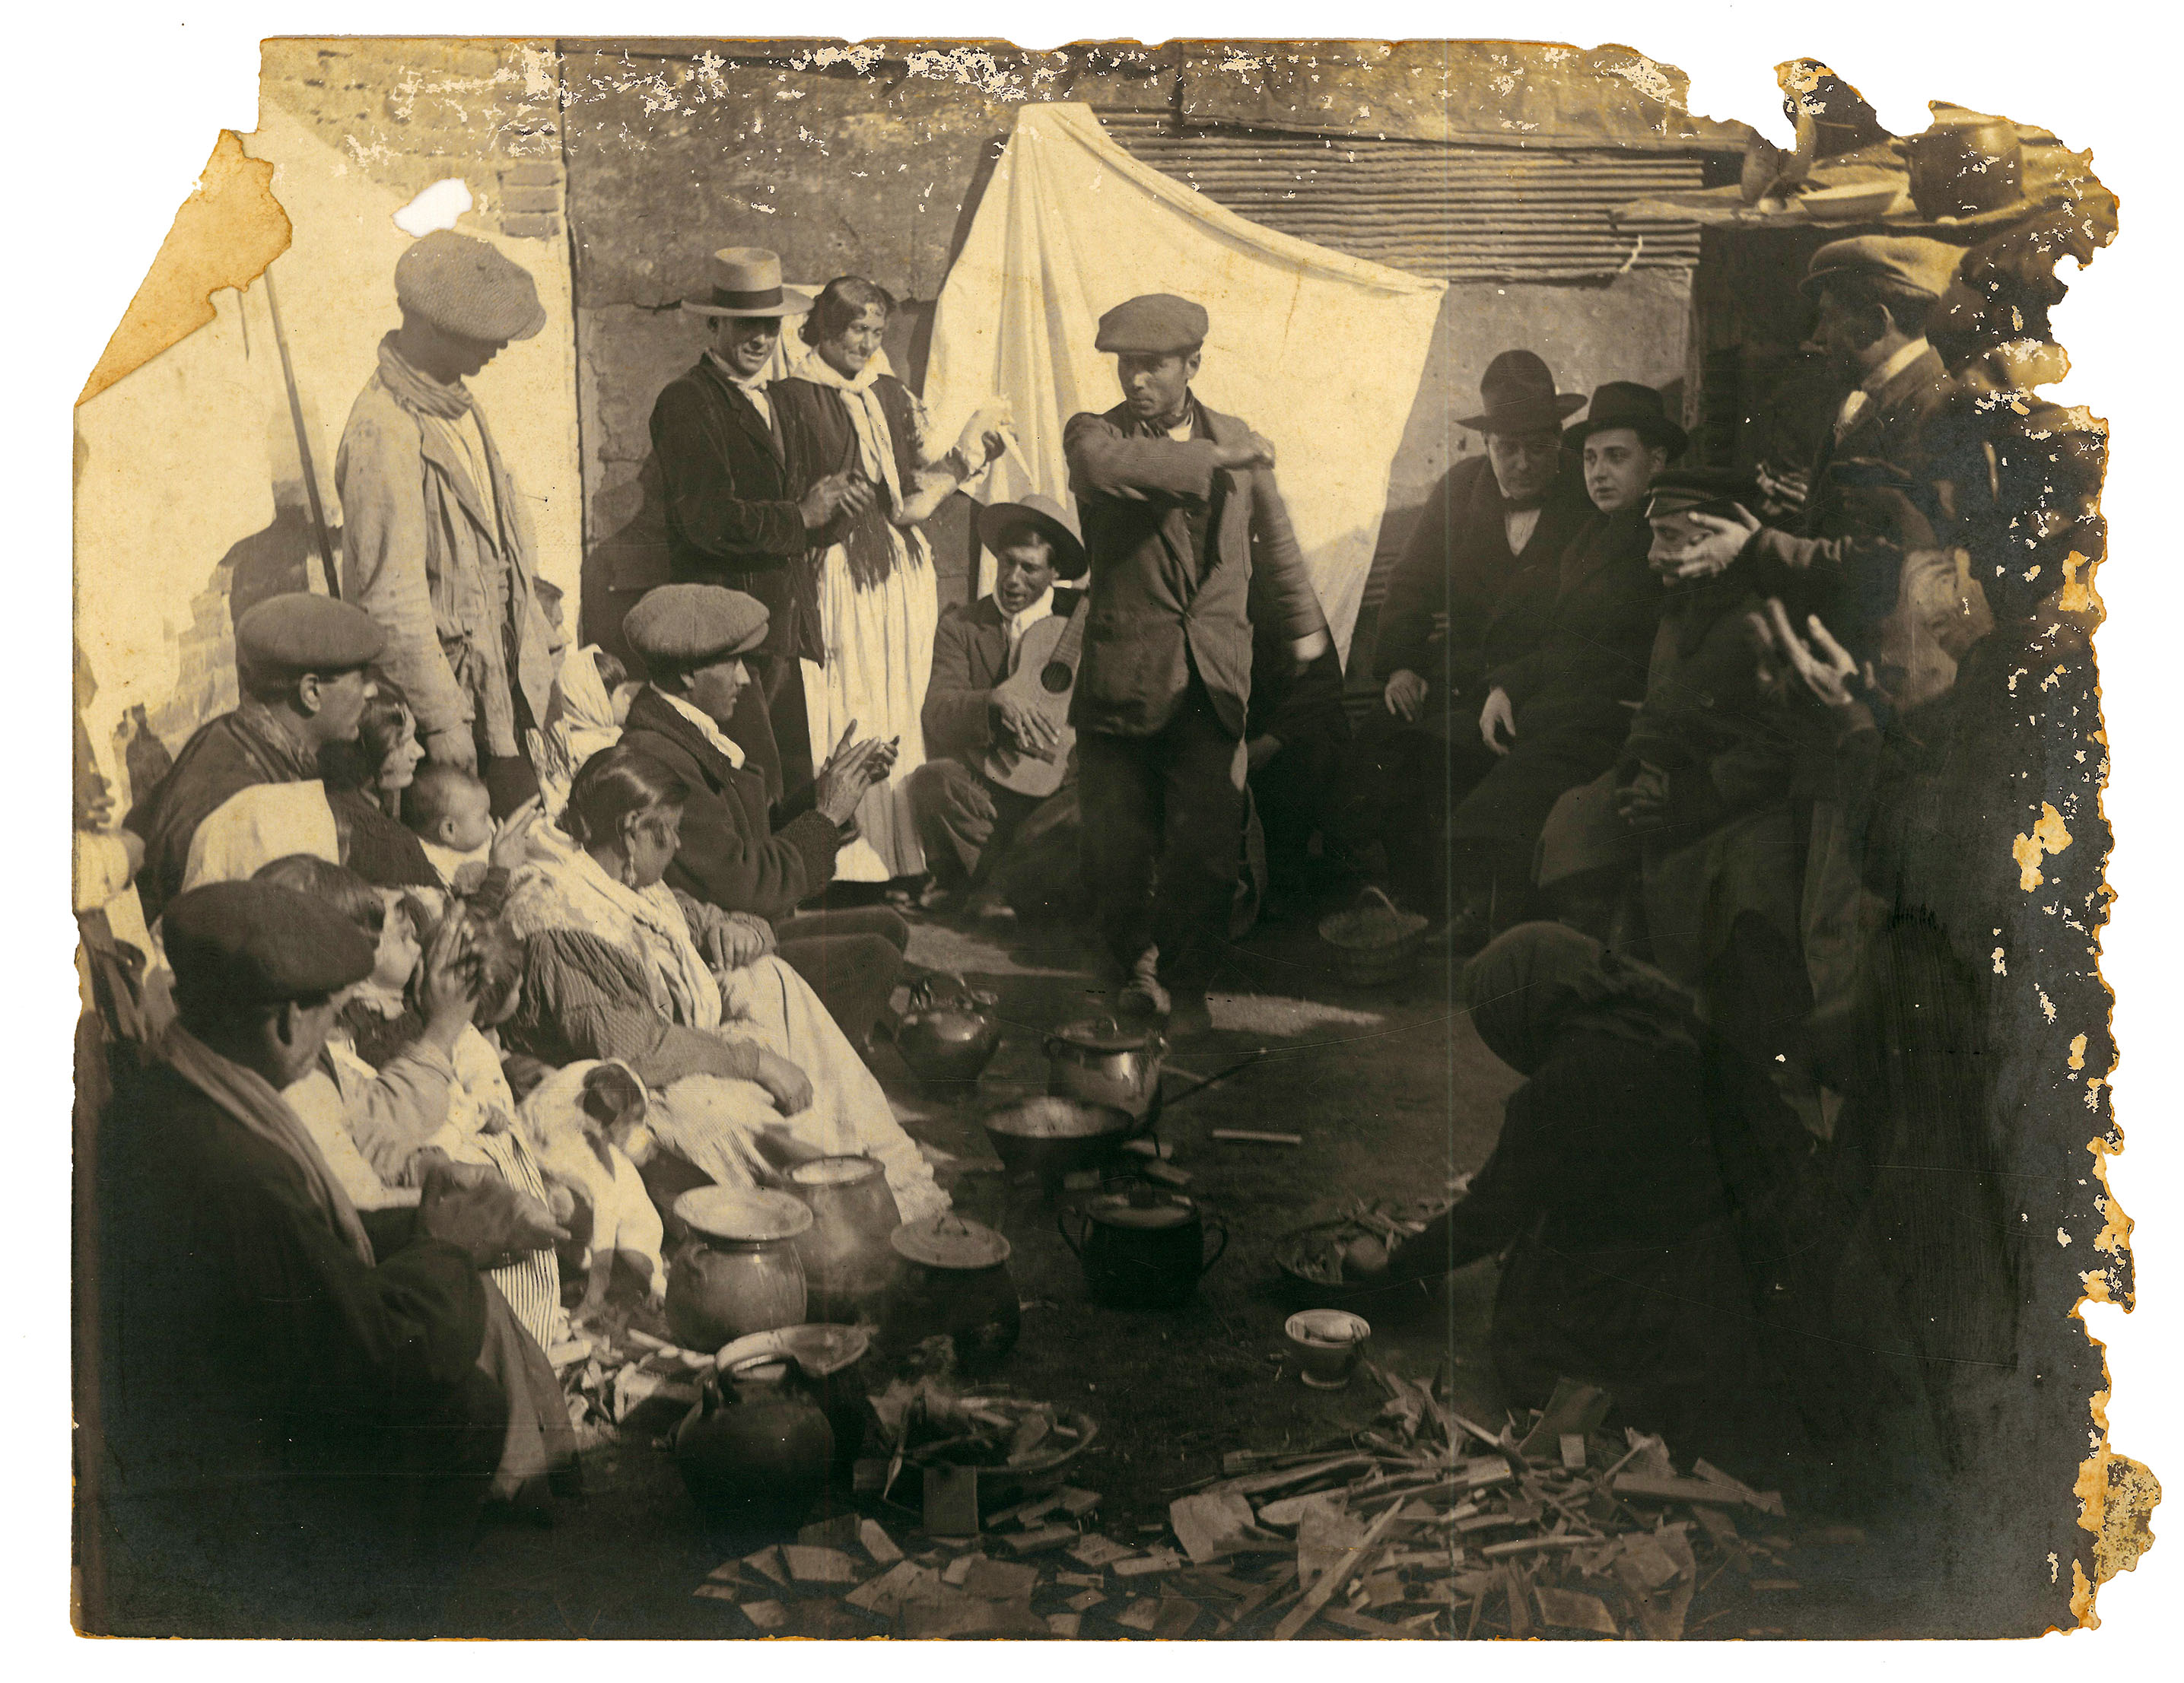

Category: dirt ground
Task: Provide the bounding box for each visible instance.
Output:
[438,904,1938,1640]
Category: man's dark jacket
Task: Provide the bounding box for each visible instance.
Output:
[650,357,844,668]
[921,588,1086,762]
[1375,454,1594,694]
[618,684,844,922]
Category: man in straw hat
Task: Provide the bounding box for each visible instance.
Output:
[908,494,1090,924]
[650,248,876,797]
[1064,294,1327,1034]
[337,230,559,818]
[1356,349,1595,922]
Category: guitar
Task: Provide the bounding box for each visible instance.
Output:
[982,596,1089,799]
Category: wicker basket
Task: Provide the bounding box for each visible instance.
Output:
[1318,885,1429,986]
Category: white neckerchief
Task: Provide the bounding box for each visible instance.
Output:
[790,346,906,510]
[1835,338,1931,439]
[705,349,774,430]
[654,684,746,768]
[1003,586,1057,663]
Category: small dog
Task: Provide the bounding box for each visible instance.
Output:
[517,1059,667,1323]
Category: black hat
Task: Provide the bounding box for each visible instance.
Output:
[975,494,1088,582]
[1644,468,1760,519]
[1459,351,1587,435]
[164,881,377,1011]
[1566,383,1689,458]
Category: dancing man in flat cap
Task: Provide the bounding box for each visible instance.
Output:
[1064,294,1328,1035]
[337,230,561,818]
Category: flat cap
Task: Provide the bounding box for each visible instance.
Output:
[1801,236,1963,301]
[395,230,546,343]
[1095,294,1210,355]
[1645,467,1760,518]
[234,592,385,678]
[622,583,770,667]
[164,881,376,1009]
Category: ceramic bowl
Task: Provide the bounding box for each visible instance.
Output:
[1284,1308,1371,1389]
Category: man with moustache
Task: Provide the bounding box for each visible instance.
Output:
[337,231,560,815]
[1063,294,1327,1034]
[650,248,874,795]
[1359,350,1595,922]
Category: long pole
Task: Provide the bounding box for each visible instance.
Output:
[262,265,339,599]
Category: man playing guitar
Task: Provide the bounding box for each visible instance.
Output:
[907,495,1088,923]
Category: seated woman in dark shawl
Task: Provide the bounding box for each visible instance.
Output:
[1353,922,1934,1495]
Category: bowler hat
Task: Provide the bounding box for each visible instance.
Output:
[1095,294,1210,356]
[164,881,377,1010]
[683,249,815,319]
[622,584,771,667]
[395,231,545,343]
[234,592,386,679]
[975,494,1087,582]
[1800,236,1963,303]
[1459,350,1587,435]
[1566,382,1689,458]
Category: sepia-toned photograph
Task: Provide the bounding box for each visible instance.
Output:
[61,17,2163,1646]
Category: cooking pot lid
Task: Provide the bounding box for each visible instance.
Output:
[1087,1191,1197,1229]
[675,1186,812,1243]
[892,1211,1013,1269]
[788,1154,882,1188]
[1055,1015,1162,1052]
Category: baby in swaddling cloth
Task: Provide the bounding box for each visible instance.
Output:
[404,762,498,894]
[517,1059,667,1326]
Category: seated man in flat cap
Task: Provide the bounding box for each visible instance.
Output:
[89,881,563,1635]
[1356,349,1594,922]
[616,583,909,1043]
[650,247,876,800]
[337,230,561,818]
[124,592,385,925]
[908,496,1089,926]
[1065,294,1327,1032]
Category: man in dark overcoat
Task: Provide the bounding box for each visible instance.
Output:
[908,495,1088,923]
[615,583,908,1043]
[650,247,873,795]
[1357,350,1595,921]
[1063,294,1327,1032]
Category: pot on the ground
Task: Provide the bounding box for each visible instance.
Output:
[980,1096,1137,1192]
[1044,1015,1165,1126]
[717,1323,873,1472]
[665,1186,811,1352]
[896,974,1003,1092]
[1057,1188,1229,1310]
[785,1154,900,1323]
[883,1212,1020,1377]
[673,1352,834,1532]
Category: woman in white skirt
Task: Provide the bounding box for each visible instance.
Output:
[775,277,1010,881]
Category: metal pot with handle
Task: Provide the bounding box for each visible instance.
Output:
[1057,1188,1229,1310]
[1044,1015,1165,1127]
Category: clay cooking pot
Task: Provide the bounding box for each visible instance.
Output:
[665,1186,810,1352]
[1058,1187,1229,1310]
[785,1154,900,1323]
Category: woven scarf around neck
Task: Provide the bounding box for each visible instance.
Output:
[157,1022,377,1265]
[506,843,723,1032]
[790,346,918,589]
[378,332,475,421]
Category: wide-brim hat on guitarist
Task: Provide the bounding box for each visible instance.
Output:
[975,493,1088,581]
[682,247,815,319]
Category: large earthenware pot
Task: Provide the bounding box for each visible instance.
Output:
[1058,1187,1229,1310]
[896,974,1003,1093]
[1044,1015,1165,1126]
[717,1323,874,1472]
[665,1186,810,1352]
[785,1154,901,1323]
[1906,110,2022,219]
[884,1212,1020,1377]
[673,1352,834,1532]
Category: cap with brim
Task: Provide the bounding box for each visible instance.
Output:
[164,880,377,1008]
[622,583,771,667]
[1645,468,1760,518]
[1095,294,1209,355]
[1799,235,1964,302]
[682,246,815,319]
[974,494,1087,582]
[235,592,386,678]
[395,230,545,343]
[1459,348,1587,434]
[1565,381,1690,459]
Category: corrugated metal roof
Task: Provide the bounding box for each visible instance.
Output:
[1102,113,1706,282]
